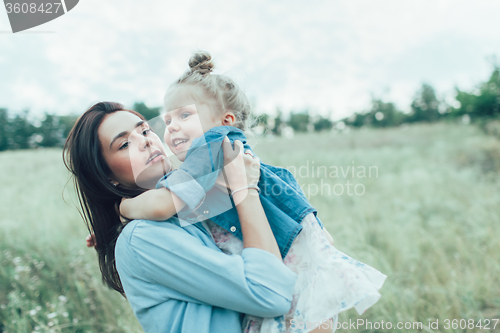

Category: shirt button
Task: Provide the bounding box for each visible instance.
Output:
[230,226,236,232]
[203,210,209,214]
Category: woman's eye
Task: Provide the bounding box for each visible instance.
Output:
[165,119,171,125]
[142,128,151,136]
[119,142,129,150]
[181,113,190,119]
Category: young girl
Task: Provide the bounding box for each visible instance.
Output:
[120,51,386,333]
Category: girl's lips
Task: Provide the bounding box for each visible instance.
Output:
[172,140,189,151]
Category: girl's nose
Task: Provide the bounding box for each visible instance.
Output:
[167,121,180,133]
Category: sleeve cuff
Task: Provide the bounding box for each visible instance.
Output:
[157,169,206,210]
[241,247,297,300]
[315,215,324,229]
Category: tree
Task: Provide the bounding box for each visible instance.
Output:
[408,84,441,123]
[454,67,500,119]
[253,113,269,134]
[58,114,78,139]
[345,112,369,128]
[255,113,269,127]
[343,98,406,128]
[272,109,284,135]
[369,99,406,127]
[133,102,161,120]
[0,108,10,151]
[288,110,310,132]
[313,115,333,131]
[10,110,35,149]
[38,113,61,147]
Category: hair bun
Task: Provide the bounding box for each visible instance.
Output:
[188,51,214,75]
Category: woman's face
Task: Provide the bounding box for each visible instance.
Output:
[98,111,171,189]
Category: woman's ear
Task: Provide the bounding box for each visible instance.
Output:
[222,112,236,126]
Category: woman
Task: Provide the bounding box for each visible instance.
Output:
[63,102,297,333]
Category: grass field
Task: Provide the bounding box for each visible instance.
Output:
[1,122,499,332]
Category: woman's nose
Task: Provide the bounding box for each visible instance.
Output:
[138,135,153,151]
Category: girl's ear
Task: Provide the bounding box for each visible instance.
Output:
[222,112,236,126]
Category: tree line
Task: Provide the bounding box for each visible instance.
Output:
[0,103,160,151]
[1,67,499,151]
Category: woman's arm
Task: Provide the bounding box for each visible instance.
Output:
[221,137,282,260]
[116,138,296,317]
[117,220,297,318]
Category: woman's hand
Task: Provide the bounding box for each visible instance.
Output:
[221,138,281,259]
[217,137,260,196]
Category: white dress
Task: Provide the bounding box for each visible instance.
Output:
[203,213,387,333]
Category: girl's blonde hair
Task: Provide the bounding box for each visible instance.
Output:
[167,51,252,130]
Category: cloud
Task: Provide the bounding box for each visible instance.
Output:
[0,0,499,119]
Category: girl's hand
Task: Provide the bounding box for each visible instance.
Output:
[219,137,260,191]
[117,198,131,224]
[86,233,96,248]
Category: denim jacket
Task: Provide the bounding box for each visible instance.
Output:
[157,126,322,258]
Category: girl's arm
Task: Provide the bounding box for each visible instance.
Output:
[120,188,185,221]
[119,131,235,222]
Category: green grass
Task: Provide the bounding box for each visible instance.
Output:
[253,122,500,332]
[1,122,499,332]
[0,150,142,333]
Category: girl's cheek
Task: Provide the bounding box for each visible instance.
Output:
[188,119,206,137]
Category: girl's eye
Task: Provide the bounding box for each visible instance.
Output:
[165,119,171,125]
[119,142,129,150]
[181,113,190,119]
[142,128,151,136]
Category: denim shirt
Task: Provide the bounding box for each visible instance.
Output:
[157,126,322,258]
[115,218,297,333]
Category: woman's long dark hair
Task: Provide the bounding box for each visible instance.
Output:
[63,102,146,295]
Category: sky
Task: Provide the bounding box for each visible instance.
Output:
[1,0,500,120]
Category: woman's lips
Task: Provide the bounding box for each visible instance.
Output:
[146,150,165,165]
[148,154,165,165]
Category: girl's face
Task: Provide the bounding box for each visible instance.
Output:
[98,111,171,189]
[163,85,222,161]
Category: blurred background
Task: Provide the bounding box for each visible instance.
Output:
[1,0,499,332]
